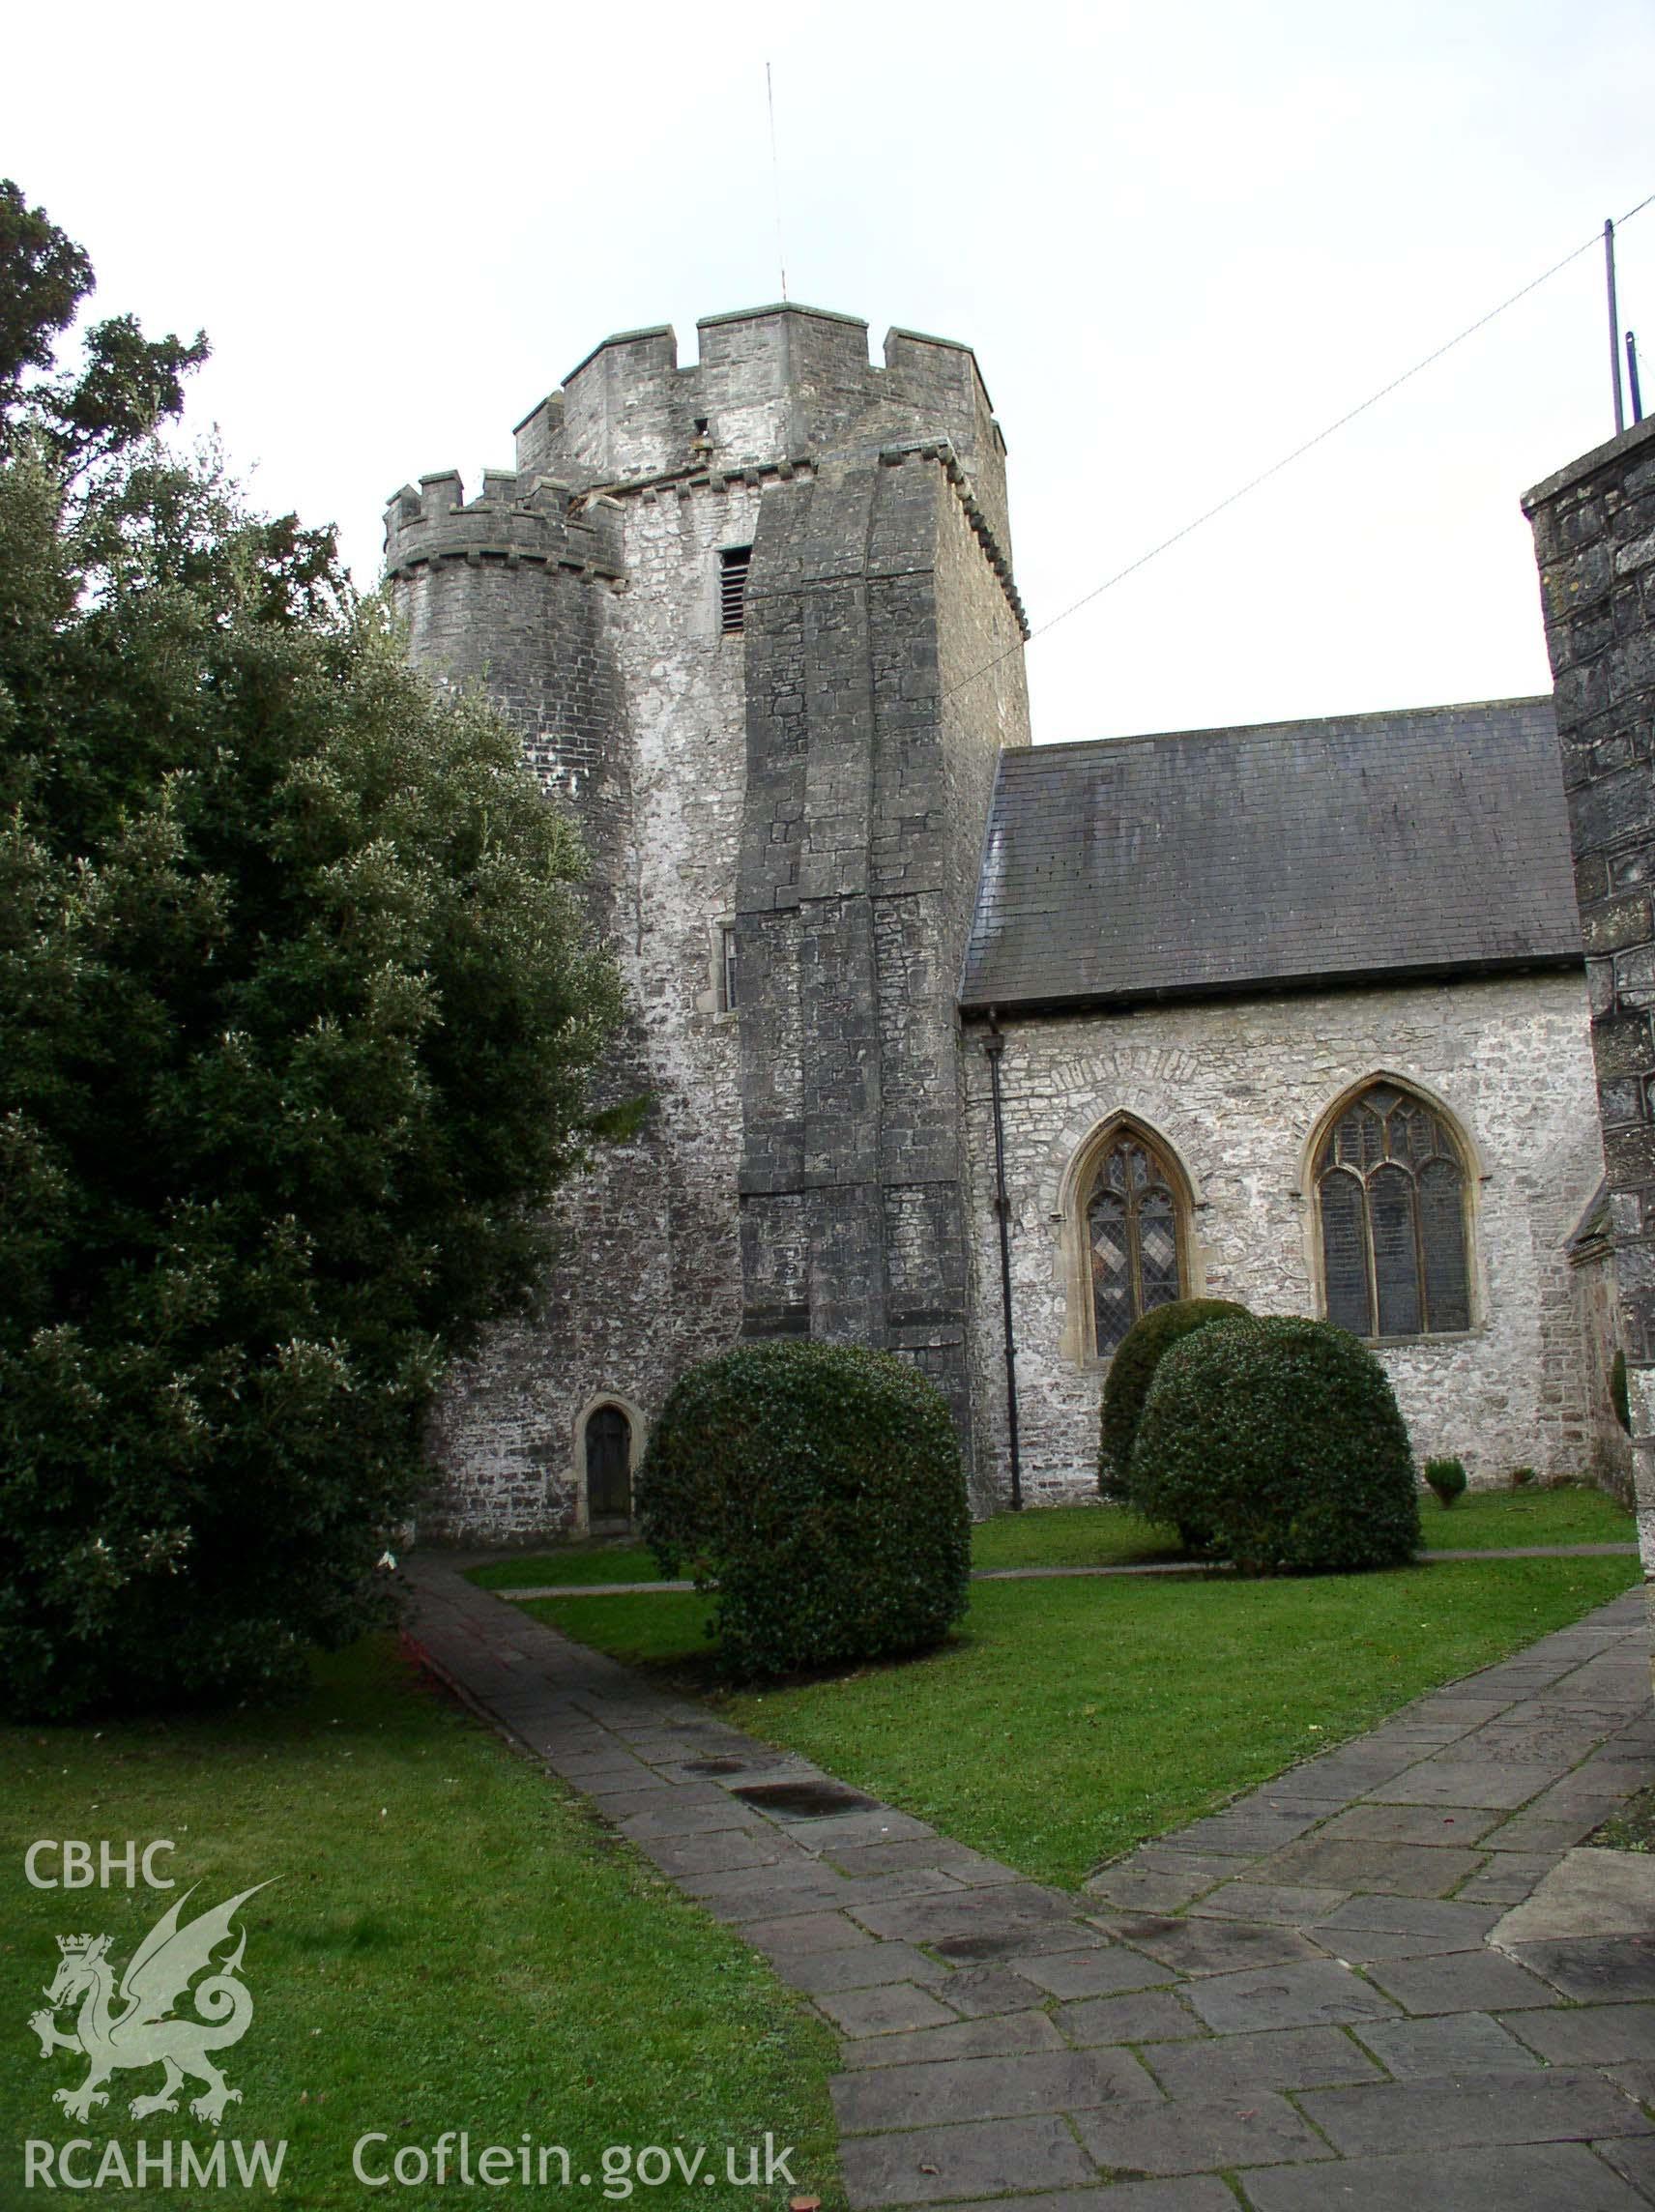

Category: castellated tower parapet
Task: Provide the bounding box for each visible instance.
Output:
[508,305,1017,566]
[382,467,632,907]
[392,302,1031,1539]
[383,469,625,584]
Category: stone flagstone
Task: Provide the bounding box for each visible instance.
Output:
[403,1560,1655,2211]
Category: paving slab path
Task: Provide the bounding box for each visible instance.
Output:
[405,1557,1655,2211]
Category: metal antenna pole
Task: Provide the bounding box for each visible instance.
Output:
[1608,219,1627,435]
[766,63,789,304]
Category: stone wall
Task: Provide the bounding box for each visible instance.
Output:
[961,973,1605,1506]
[1524,415,1655,1579]
[390,306,1028,1539]
[387,465,765,1541]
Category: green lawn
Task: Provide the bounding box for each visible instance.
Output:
[470,1541,665,1589]
[0,1639,840,2210]
[971,1503,1182,1569]
[518,1552,1640,1889]
[470,1483,1636,1596]
[1413,1483,1636,1549]
[972,1484,1635,1570]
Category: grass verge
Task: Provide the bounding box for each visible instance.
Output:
[519,1554,1640,1889]
[472,1484,1636,1594]
[471,1542,664,1589]
[0,1638,840,2210]
[1411,1483,1636,1549]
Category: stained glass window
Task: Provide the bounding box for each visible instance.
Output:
[1087,1133,1185,1354]
[1315,1087,1469,1338]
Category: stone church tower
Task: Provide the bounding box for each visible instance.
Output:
[386,306,1031,1537]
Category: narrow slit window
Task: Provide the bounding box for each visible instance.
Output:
[720,545,752,633]
[720,923,739,1013]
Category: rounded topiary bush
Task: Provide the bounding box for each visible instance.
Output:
[1099,1296,1252,1500]
[635,1340,970,1679]
[1131,1317,1421,1573]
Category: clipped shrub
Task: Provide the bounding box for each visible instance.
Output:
[1098,1296,1252,1499]
[1424,1456,1468,1508]
[1612,1349,1633,1435]
[635,1340,970,1680]
[1132,1317,1421,1573]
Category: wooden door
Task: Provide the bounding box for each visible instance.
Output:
[586,1406,632,1522]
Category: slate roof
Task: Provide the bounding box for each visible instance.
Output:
[959,697,1582,1015]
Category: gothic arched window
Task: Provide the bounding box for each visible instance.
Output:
[1315,1083,1471,1339]
[1088,1131,1186,1355]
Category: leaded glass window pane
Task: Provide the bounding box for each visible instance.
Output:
[1371,1163,1422,1335]
[1086,1132,1186,1353]
[1390,1105,1429,1167]
[1089,1188,1133,1353]
[1321,1169,1371,1334]
[1420,1158,1470,1331]
[1139,1188,1180,1311]
[1315,1084,1470,1340]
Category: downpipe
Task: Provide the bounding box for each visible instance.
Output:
[983,1012,1023,1511]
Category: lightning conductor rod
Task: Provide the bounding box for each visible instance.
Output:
[1608,218,1626,435]
[766,62,789,304]
[1630,331,1646,426]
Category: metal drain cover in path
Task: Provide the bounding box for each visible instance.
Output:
[732,1780,880,1819]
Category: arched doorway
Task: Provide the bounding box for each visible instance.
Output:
[585,1404,633,1528]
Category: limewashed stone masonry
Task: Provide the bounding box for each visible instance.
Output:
[386,307,1030,1537]
[959,975,1605,1506]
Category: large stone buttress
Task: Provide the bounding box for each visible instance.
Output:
[735,440,1028,1463]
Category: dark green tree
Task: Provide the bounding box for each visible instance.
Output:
[0,186,623,1717]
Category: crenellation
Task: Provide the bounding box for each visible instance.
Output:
[512,392,564,476]
[384,468,624,585]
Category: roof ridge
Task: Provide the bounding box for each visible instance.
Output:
[1005,695,1555,765]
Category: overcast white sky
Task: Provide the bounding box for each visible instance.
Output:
[7,0,1652,742]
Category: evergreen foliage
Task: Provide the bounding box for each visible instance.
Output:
[636,1341,971,1680]
[0,184,622,1717]
[1132,1317,1421,1573]
[1423,1456,1468,1508]
[1098,1295,1251,1499]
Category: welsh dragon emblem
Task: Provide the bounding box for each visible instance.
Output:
[29,1883,274,2127]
